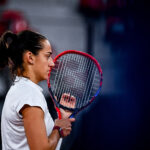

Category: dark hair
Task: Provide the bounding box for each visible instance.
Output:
[0,30,47,80]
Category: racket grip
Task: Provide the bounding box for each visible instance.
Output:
[69,114,75,118]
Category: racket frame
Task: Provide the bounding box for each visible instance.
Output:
[47,50,103,118]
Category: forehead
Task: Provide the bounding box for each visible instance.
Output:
[41,39,52,52]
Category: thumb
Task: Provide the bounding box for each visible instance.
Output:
[69,118,75,122]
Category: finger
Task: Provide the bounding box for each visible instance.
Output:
[54,96,58,102]
[60,93,76,109]
[70,96,76,108]
[60,93,67,105]
[63,127,72,135]
[61,93,65,98]
[65,93,71,107]
[60,99,65,105]
[61,93,68,100]
[64,93,70,102]
[60,100,65,106]
[63,130,71,137]
[64,127,71,130]
[69,118,75,122]
[65,95,75,108]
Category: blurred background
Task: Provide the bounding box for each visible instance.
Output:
[0,0,150,150]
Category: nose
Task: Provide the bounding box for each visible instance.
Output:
[48,57,55,67]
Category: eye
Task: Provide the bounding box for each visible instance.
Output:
[45,52,52,59]
[47,55,52,60]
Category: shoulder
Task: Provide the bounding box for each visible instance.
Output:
[9,79,46,108]
[13,78,43,98]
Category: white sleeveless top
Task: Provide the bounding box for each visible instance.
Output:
[1,76,62,150]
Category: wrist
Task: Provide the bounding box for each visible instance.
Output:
[53,126,64,138]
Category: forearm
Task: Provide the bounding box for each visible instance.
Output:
[47,118,75,150]
[47,129,61,150]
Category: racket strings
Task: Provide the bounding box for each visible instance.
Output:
[80,61,97,107]
[52,61,62,96]
[77,58,94,108]
[51,54,79,105]
[65,55,79,102]
[53,57,65,101]
[88,67,99,99]
[55,54,77,101]
[72,54,88,107]
[67,54,93,108]
[58,54,74,101]
[50,53,101,109]
[62,54,85,103]
[56,55,72,101]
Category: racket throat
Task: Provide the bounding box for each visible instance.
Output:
[56,107,62,119]
[69,109,79,118]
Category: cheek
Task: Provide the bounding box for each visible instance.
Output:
[42,61,49,72]
[38,58,48,67]
[35,57,49,71]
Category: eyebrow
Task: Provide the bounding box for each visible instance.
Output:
[46,52,52,55]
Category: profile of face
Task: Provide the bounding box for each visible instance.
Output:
[31,39,55,82]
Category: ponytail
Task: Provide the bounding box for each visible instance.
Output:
[0,31,17,69]
[0,30,46,80]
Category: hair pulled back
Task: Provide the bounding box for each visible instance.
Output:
[0,30,47,79]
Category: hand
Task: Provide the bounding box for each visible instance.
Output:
[54,118,75,137]
[59,93,76,118]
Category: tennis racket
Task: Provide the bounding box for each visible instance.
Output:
[47,50,103,119]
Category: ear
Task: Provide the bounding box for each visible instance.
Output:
[24,51,35,65]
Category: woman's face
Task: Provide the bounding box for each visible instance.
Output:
[33,39,54,82]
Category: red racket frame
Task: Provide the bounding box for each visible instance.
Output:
[47,50,103,118]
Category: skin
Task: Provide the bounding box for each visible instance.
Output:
[59,93,76,118]
[21,40,54,83]
[19,39,76,150]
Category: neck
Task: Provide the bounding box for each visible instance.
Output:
[17,68,39,84]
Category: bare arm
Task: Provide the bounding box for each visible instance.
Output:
[21,105,75,150]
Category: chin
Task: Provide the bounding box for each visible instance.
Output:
[44,74,49,80]
[38,76,48,82]
[45,76,48,80]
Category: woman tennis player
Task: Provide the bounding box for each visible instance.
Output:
[0,30,75,150]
